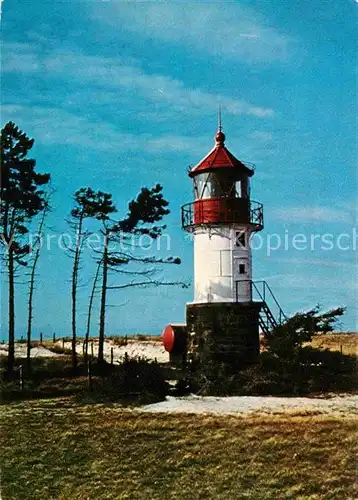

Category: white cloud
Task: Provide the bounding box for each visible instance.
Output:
[2,43,40,72]
[273,258,355,269]
[1,105,210,155]
[250,131,273,141]
[262,273,356,299]
[272,206,355,224]
[2,44,274,119]
[89,2,290,63]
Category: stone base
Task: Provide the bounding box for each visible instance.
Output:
[186,302,262,369]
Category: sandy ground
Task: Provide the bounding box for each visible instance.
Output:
[0,339,169,363]
[142,394,358,417]
[62,339,169,364]
[0,344,63,358]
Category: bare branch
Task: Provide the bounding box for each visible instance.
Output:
[107,279,188,290]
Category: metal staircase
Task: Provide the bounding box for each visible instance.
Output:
[236,280,287,336]
[251,280,287,336]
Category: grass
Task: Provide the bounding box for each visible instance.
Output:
[1,400,357,500]
[0,357,89,401]
[1,335,357,498]
[308,334,357,356]
[259,332,357,354]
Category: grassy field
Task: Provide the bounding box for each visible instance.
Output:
[308,334,357,356]
[1,400,357,500]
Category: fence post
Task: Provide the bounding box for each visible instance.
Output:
[62,338,65,348]
[111,347,114,365]
[53,332,56,343]
[91,341,94,357]
[19,365,23,391]
[40,332,43,343]
[340,344,343,354]
[88,359,93,392]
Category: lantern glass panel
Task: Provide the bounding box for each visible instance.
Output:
[194,173,211,199]
[193,170,251,199]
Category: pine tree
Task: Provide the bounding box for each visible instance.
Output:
[1,122,50,372]
[96,184,183,363]
[68,188,116,369]
[266,305,346,358]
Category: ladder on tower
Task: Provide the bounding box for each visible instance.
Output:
[250,280,287,337]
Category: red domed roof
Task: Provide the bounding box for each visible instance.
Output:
[189,128,254,177]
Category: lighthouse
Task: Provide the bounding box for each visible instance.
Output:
[162,120,284,369]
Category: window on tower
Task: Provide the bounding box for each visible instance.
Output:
[239,264,246,275]
[236,231,246,248]
[235,180,242,198]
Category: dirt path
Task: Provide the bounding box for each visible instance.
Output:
[142,394,358,417]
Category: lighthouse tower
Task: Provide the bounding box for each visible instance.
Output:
[182,124,263,303]
[181,122,264,367]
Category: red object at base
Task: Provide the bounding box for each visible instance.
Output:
[162,324,188,355]
[162,325,175,353]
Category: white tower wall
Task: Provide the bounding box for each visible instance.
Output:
[193,224,252,303]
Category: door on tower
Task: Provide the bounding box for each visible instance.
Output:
[234,257,251,301]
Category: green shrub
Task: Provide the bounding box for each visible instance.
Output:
[96,357,168,403]
[135,334,148,342]
[189,361,236,396]
[188,347,358,397]
[110,336,128,347]
[241,348,358,395]
[46,345,72,355]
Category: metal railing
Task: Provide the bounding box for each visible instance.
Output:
[235,279,287,327]
[181,198,264,231]
[252,280,287,325]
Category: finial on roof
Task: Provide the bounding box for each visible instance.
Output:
[215,105,225,145]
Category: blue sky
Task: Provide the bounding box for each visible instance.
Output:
[1,0,356,338]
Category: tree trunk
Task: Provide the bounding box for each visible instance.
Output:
[98,233,108,364]
[26,264,35,371]
[84,258,102,364]
[26,204,48,372]
[71,280,78,370]
[8,248,15,373]
[71,216,83,370]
